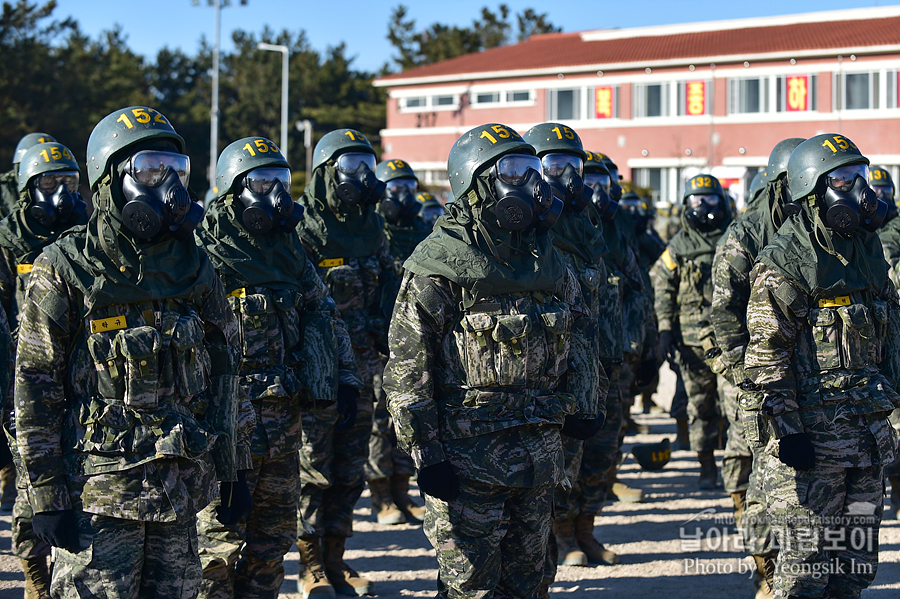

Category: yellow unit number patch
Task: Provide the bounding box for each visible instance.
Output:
[90,316,128,334]
[16,264,33,274]
[661,249,677,270]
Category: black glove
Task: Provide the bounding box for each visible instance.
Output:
[657,330,675,363]
[32,509,80,551]
[634,358,658,389]
[778,433,815,471]
[561,413,605,440]
[335,385,359,432]
[216,470,253,525]
[417,460,460,501]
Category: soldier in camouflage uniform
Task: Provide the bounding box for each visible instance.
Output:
[295,129,395,597]
[364,159,431,526]
[195,137,363,599]
[710,138,803,599]
[521,124,610,580]
[871,166,900,521]
[655,174,732,489]
[0,141,87,599]
[419,191,445,226]
[14,107,254,598]
[0,133,57,220]
[744,133,899,598]
[385,123,601,599]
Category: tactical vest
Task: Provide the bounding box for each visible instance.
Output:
[443,290,580,440]
[597,261,625,364]
[317,255,384,349]
[78,299,218,475]
[676,259,714,347]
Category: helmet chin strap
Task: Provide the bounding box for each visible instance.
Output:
[810,196,849,267]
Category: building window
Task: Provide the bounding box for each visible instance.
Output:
[728,78,768,114]
[776,75,817,112]
[507,90,531,102]
[398,93,460,112]
[401,97,425,109]
[547,88,581,120]
[633,83,671,118]
[835,72,880,110]
[474,92,500,104]
[434,95,455,106]
[470,89,534,109]
[888,71,898,108]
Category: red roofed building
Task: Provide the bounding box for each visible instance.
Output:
[373,6,900,205]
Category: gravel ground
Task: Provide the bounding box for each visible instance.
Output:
[0,364,897,598]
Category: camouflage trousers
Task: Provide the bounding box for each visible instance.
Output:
[885,408,900,479]
[298,346,378,538]
[51,511,201,599]
[764,459,883,598]
[741,444,775,557]
[669,364,688,421]
[197,451,300,599]
[678,344,722,452]
[717,375,752,494]
[365,366,415,481]
[4,426,50,560]
[424,478,553,599]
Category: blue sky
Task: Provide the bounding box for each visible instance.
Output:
[56,0,892,73]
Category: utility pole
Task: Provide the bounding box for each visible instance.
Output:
[257,43,290,154]
[296,120,313,183]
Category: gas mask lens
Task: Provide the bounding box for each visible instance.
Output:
[540,154,583,178]
[493,154,542,186]
[127,151,190,187]
[245,167,291,195]
[687,194,720,209]
[826,164,869,192]
[335,152,376,174]
[387,178,417,195]
[584,173,611,194]
[35,171,79,193]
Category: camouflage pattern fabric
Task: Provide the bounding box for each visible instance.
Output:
[198,452,300,599]
[744,260,900,596]
[365,365,414,481]
[678,344,721,452]
[718,375,751,493]
[0,170,17,220]
[424,478,553,599]
[741,445,775,556]
[51,510,202,599]
[877,215,900,479]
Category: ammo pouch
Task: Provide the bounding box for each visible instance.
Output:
[736,385,769,447]
[807,301,881,373]
[294,311,339,407]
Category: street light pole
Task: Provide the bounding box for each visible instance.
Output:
[295,119,313,183]
[210,1,221,188]
[257,43,290,154]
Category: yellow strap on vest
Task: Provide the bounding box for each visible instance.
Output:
[818,296,851,308]
[16,264,33,274]
[318,258,345,268]
[226,288,247,299]
[90,316,128,334]
[661,249,677,270]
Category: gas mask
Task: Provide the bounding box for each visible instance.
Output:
[621,197,650,233]
[540,153,592,213]
[120,150,203,241]
[238,167,303,234]
[30,170,86,230]
[872,184,894,206]
[820,163,886,235]
[380,178,421,224]
[584,172,618,222]
[335,152,386,206]
[607,166,623,201]
[684,193,725,232]
[489,154,560,233]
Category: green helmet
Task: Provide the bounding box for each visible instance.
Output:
[766,138,805,182]
[416,190,436,205]
[13,132,56,166]
[748,170,767,203]
[583,151,610,175]
[522,123,586,159]
[683,173,724,202]
[312,129,375,172]
[214,136,289,199]
[870,167,894,193]
[17,142,80,193]
[632,438,671,471]
[787,133,868,202]
[86,106,185,189]
[447,123,531,199]
[375,158,417,183]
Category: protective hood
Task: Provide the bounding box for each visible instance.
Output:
[42,172,216,314]
[197,193,307,294]
[549,206,607,266]
[670,207,731,263]
[403,172,567,300]
[0,189,88,265]
[295,164,386,263]
[383,215,432,263]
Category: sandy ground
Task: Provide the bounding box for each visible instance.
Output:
[0,364,897,599]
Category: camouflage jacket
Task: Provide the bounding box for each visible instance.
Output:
[384,268,598,488]
[0,170,17,221]
[14,256,255,521]
[654,243,716,349]
[217,257,362,460]
[879,215,900,291]
[304,237,395,356]
[744,262,900,467]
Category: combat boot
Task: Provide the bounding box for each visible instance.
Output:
[697,451,720,490]
[624,415,650,435]
[367,477,405,525]
[552,518,588,566]
[0,463,16,515]
[673,418,690,451]
[574,513,619,565]
[390,473,426,522]
[887,477,900,520]
[730,490,746,527]
[20,557,50,599]
[609,464,644,503]
[323,535,373,596]
[297,537,336,599]
[752,554,775,599]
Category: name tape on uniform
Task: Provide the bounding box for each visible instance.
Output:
[90,316,128,334]
[16,264,33,274]
[227,288,247,299]
[318,258,345,268]
[818,296,851,308]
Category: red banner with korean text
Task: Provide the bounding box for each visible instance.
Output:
[595,87,614,119]
[686,81,706,116]
[786,76,809,111]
